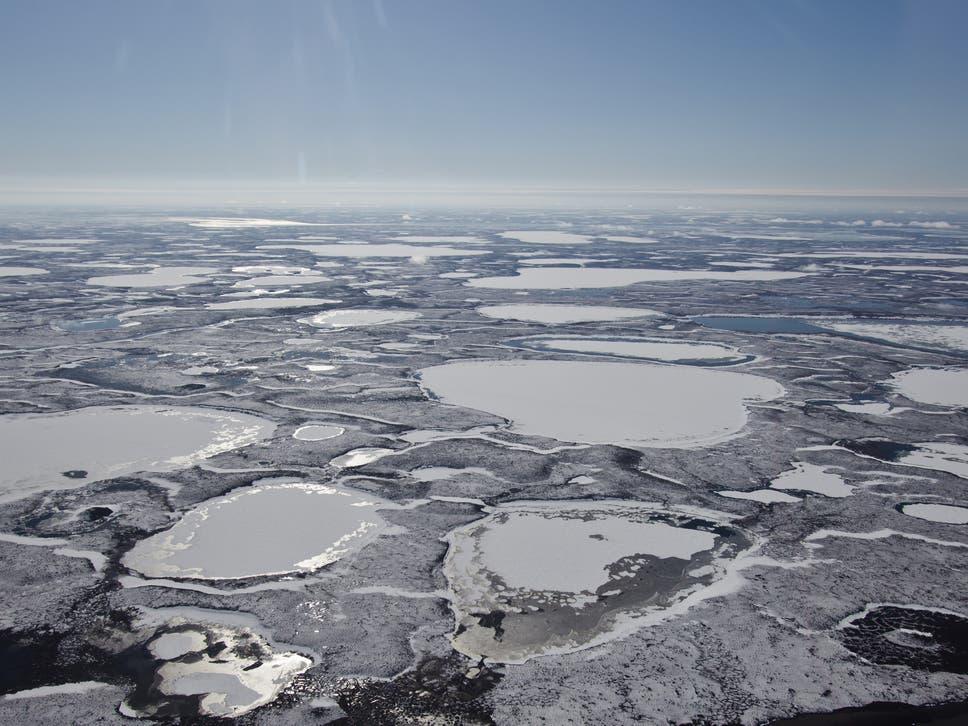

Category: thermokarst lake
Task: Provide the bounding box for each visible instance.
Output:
[1,205,967,725]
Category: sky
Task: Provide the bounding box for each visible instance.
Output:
[1,0,967,199]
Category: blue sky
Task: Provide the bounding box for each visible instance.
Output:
[1,0,966,194]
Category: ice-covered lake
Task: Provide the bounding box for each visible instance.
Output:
[0,405,275,502]
[123,480,388,579]
[418,359,782,448]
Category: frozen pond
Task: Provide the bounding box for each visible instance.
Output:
[467,267,807,290]
[769,462,853,497]
[0,406,275,502]
[444,500,751,662]
[393,235,488,244]
[513,336,749,364]
[123,480,388,579]
[695,316,827,334]
[233,273,332,287]
[606,235,659,243]
[207,297,340,311]
[181,216,322,228]
[128,619,311,718]
[0,266,48,277]
[700,317,968,352]
[54,316,123,332]
[519,257,601,265]
[263,243,486,259]
[477,303,661,324]
[231,265,333,287]
[330,447,394,468]
[718,489,801,504]
[87,267,218,287]
[418,360,783,448]
[896,442,968,479]
[820,321,968,353]
[900,503,968,525]
[149,630,208,660]
[498,230,594,245]
[777,250,968,260]
[889,367,968,407]
[293,424,345,441]
[299,309,420,329]
[835,401,893,416]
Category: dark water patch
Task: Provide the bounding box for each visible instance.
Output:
[835,438,919,462]
[82,506,114,522]
[474,611,506,640]
[755,293,819,310]
[770,699,968,725]
[0,628,74,695]
[333,655,501,726]
[838,605,968,673]
[695,316,827,334]
[55,317,122,333]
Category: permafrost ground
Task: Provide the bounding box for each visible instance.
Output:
[0,205,967,724]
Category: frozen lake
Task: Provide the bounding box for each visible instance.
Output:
[889,367,968,407]
[207,297,340,311]
[418,360,783,448]
[293,424,345,441]
[264,242,487,259]
[498,230,595,245]
[477,303,662,324]
[513,336,748,364]
[87,266,218,287]
[0,266,48,277]
[123,480,388,579]
[299,309,420,329]
[900,503,968,525]
[0,405,275,502]
[444,500,751,662]
[467,267,808,290]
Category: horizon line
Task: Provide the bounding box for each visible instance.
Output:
[2,179,968,207]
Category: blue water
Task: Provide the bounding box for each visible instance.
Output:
[58,317,122,332]
[694,316,827,334]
